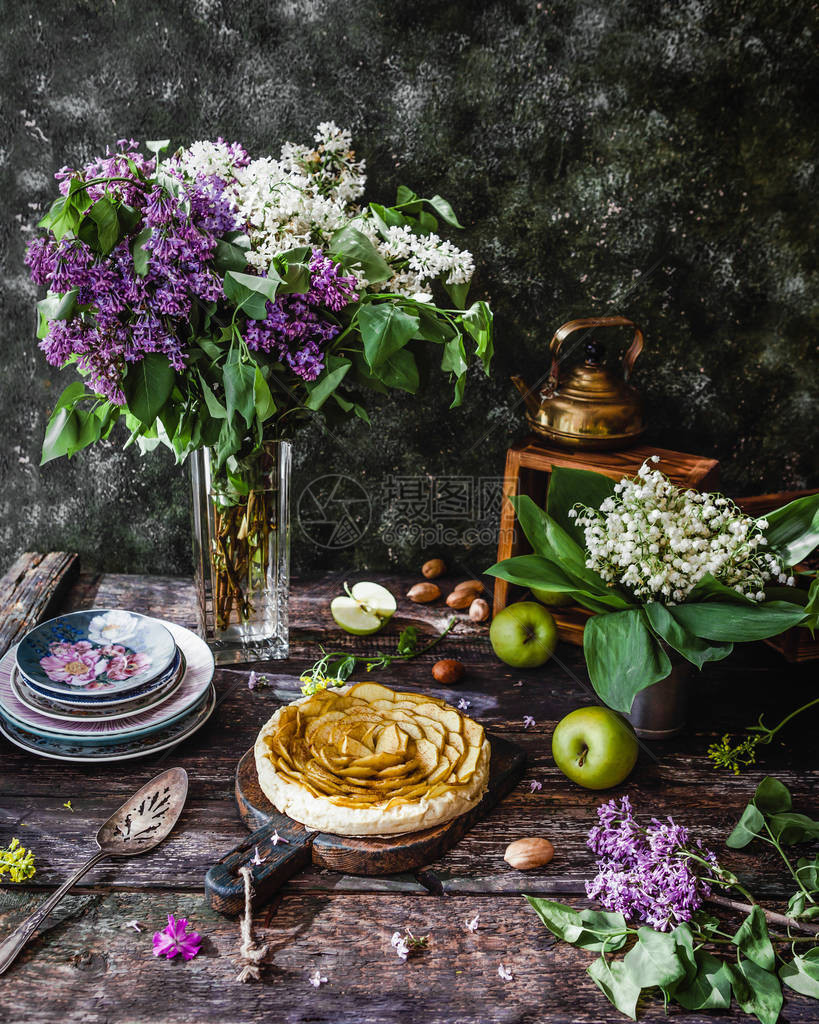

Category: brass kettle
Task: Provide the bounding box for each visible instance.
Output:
[511,316,646,450]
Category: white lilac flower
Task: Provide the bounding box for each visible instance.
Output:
[465,913,480,933]
[573,461,787,605]
[457,698,471,711]
[271,830,288,846]
[498,963,513,981]
[523,715,536,729]
[529,780,543,793]
[308,969,328,987]
[391,931,410,961]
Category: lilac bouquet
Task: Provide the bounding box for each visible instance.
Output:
[28,125,493,634]
[27,125,492,467]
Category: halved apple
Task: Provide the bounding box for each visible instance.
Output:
[330,581,397,635]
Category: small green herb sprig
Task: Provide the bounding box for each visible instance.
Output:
[527,777,819,1023]
[708,697,819,775]
[0,838,36,883]
[300,618,457,695]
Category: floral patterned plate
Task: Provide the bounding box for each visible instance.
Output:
[10,656,185,721]
[16,609,176,696]
[19,647,183,707]
[0,622,213,740]
[0,684,216,762]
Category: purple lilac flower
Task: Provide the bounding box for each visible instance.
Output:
[585,797,719,931]
[244,250,358,381]
[25,140,241,404]
[152,913,202,960]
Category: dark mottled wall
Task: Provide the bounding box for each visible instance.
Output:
[1,0,817,576]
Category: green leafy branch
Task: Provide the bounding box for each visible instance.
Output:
[300,618,458,695]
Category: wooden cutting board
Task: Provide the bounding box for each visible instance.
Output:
[205,734,526,915]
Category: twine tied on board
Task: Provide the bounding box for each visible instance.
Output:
[235,865,269,982]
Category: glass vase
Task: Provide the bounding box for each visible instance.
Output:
[190,441,291,664]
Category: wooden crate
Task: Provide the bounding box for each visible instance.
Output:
[493,436,720,645]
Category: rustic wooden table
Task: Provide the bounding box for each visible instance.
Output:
[0,564,816,1024]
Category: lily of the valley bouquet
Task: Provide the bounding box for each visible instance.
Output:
[487,460,818,712]
[28,123,492,466]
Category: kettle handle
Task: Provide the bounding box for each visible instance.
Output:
[547,316,643,389]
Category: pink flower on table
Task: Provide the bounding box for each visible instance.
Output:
[105,650,152,681]
[39,641,104,685]
[152,914,202,960]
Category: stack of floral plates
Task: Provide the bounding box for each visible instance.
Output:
[0,609,215,762]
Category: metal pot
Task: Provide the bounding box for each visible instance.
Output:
[625,657,690,740]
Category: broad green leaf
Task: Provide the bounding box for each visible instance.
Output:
[726,803,766,848]
[546,465,617,547]
[670,600,807,641]
[39,193,81,239]
[88,196,120,253]
[508,495,630,605]
[213,238,250,274]
[728,959,783,1024]
[41,382,86,464]
[378,348,419,393]
[484,554,630,615]
[131,226,153,276]
[644,602,734,669]
[674,950,732,1011]
[198,373,226,419]
[395,184,419,207]
[330,225,391,284]
[123,352,175,427]
[304,359,352,411]
[766,811,819,845]
[223,359,256,428]
[732,906,775,972]
[763,493,819,567]
[368,202,406,233]
[359,303,420,370]
[662,923,697,998]
[223,270,279,319]
[428,193,464,228]
[583,610,672,712]
[780,948,819,998]
[587,957,640,1020]
[795,855,819,892]
[754,777,792,814]
[36,289,78,339]
[444,279,470,309]
[623,927,686,988]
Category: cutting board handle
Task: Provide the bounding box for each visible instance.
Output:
[205,819,313,916]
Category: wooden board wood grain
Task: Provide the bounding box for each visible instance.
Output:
[205,735,526,915]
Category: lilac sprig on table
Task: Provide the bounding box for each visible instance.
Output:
[526,780,819,1022]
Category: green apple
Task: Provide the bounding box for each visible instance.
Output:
[489,601,558,668]
[552,707,638,789]
[330,581,397,636]
[531,586,575,608]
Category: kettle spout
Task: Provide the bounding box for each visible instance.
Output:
[510,374,541,417]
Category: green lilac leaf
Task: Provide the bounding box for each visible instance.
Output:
[673,949,732,1011]
[726,802,766,848]
[780,948,819,998]
[377,348,419,393]
[587,957,641,1021]
[524,898,627,952]
[222,359,256,428]
[754,777,792,814]
[330,225,391,284]
[766,811,819,845]
[36,289,78,339]
[304,359,352,411]
[131,226,153,276]
[623,927,686,988]
[123,352,175,428]
[427,194,465,228]
[88,196,120,254]
[583,610,672,713]
[732,906,776,971]
[223,270,279,319]
[728,958,783,1024]
[359,303,420,370]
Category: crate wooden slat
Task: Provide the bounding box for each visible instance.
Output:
[0,551,80,658]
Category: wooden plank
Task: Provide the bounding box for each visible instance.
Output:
[0,552,80,658]
[0,890,817,1024]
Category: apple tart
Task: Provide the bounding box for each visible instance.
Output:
[254,682,491,836]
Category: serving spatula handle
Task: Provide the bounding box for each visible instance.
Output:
[0,849,108,976]
[205,819,313,916]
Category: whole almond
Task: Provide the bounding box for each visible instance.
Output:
[432,659,465,685]
[469,598,490,622]
[407,582,441,603]
[452,579,484,597]
[504,837,555,871]
[422,558,446,579]
[446,589,474,610]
